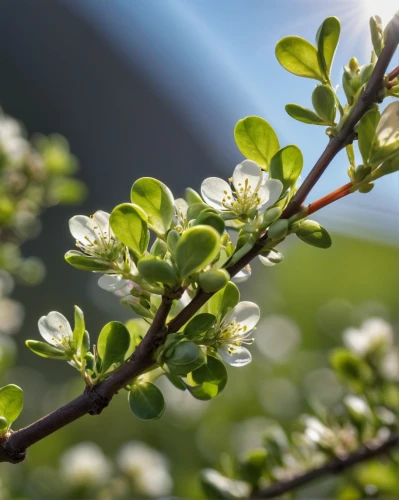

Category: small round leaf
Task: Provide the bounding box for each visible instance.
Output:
[296,220,332,248]
[0,384,23,429]
[128,382,165,421]
[276,36,324,81]
[97,321,131,373]
[110,203,149,257]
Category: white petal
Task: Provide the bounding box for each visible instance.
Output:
[201,177,233,210]
[257,179,283,212]
[226,301,260,332]
[93,211,113,239]
[69,216,98,244]
[98,274,128,292]
[175,198,188,216]
[259,255,276,266]
[38,311,72,345]
[258,250,283,267]
[218,345,252,367]
[232,266,251,283]
[232,160,262,192]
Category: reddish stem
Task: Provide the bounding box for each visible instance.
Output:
[388,64,399,80]
[307,182,352,215]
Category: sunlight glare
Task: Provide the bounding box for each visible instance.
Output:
[364,0,398,25]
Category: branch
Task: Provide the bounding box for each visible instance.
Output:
[1,11,398,466]
[251,432,399,499]
[0,295,174,464]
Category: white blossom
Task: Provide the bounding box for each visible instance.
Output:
[117,441,172,497]
[60,442,112,487]
[201,160,282,218]
[215,301,260,367]
[38,311,74,353]
[343,317,394,357]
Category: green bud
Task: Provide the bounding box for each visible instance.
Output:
[348,57,359,74]
[198,269,230,293]
[268,219,288,240]
[358,183,374,193]
[262,207,282,227]
[0,417,8,434]
[296,220,332,249]
[370,16,384,56]
[354,164,371,183]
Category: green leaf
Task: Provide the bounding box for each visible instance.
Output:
[25,340,70,360]
[73,305,85,352]
[206,281,240,319]
[195,211,225,234]
[124,318,147,358]
[186,202,209,221]
[358,107,380,166]
[0,385,23,431]
[270,145,303,193]
[369,102,399,167]
[167,230,180,257]
[150,238,168,258]
[330,349,372,386]
[370,16,383,56]
[165,373,186,391]
[131,177,174,235]
[189,356,228,400]
[97,321,131,373]
[175,225,220,278]
[166,342,206,376]
[184,313,216,339]
[138,256,179,287]
[185,187,203,205]
[64,250,111,272]
[110,203,149,257]
[128,382,165,421]
[316,17,340,79]
[199,269,230,293]
[234,116,280,169]
[275,36,324,82]
[296,220,332,248]
[285,104,328,125]
[312,85,336,125]
[239,449,268,486]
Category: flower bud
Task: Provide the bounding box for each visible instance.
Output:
[268,219,288,240]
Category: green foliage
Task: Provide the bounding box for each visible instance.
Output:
[128,382,165,420]
[0,385,23,435]
[189,355,228,400]
[110,203,149,257]
[64,251,111,272]
[165,341,206,376]
[138,256,179,287]
[275,36,324,81]
[199,269,230,293]
[205,282,240,318]
[25,340,70,360]
[316,17,340,80]
[131,177,175,235]
[234,116,280,169]
[97,322,131,373]
[312,85,336,124]
[184,313,216,340]
[285,104,328,125]
[269,145,303,193]
[73,306,85,353]
[358,107,380,165]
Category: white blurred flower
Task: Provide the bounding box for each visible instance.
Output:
[343,317,394,357]
[117,441,172,497]
[232,265,251,283]
[0,115,28,163]
[60,442,112,487]
[201,160,282,218]
[215,301,260,367]
[380,348,399,381]
[0,298,24,335]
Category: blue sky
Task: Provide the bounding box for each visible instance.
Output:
[63,0,399,242]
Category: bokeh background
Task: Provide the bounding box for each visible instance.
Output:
[0,0,398,498]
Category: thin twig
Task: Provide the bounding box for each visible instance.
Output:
[0,11,398,466]
[251,432,399,499]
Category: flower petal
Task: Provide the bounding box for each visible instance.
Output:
[232,266,251,283]
[225,301,260,332]
[38,311,73,346]
[93,211,113,239]
[201,177,233,210]
[98,274,128,292]
[69,216,99,245]
[258,250,283,267]
[257,179,283,212]
[175,198,188,216]
[218,345,252,367]
[232,160,262,192]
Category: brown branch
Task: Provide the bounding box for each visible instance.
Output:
[1,11,399,466]
[251,432,399,499]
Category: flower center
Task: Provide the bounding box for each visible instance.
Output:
[217,319,254,348]
[221,177,262,215]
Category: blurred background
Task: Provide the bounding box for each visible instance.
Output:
[0,0,398,498]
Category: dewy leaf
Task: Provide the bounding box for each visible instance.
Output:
[129,382,165,421]
[175,225,220,278]
[64,250,111,272]
[285,104,328,125]
[316,17,340,79]
[0,384,23,430]
[110,203,149,257]
[234,116,280,169]
[73,305,85,352]
[138,256,179,287]
[189,356,228,400]
[312,85,336,125]
[275,36,324,82]
[296,220,332,248]
[358,107,380,166]
[369,102,399,167]
[184,313,216,339]
[131,177,174,235]
[270,145,303,193]
[97,321,131,373]
[25,340,70,360]
[206,281,240,319]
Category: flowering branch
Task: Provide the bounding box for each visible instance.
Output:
[0,11,398,472]
[251,432,399,499]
